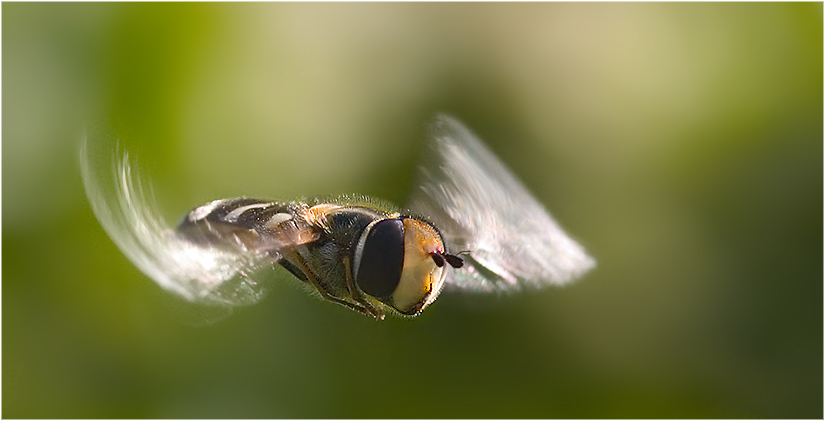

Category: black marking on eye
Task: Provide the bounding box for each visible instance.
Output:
[430,253,445,268]
[355,219,405,299]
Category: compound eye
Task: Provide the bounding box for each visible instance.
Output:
[355,219,405,299]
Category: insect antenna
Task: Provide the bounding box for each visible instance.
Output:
[443,254,464,268]
[430,253,445,268]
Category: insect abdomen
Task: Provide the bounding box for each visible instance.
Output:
[176,198,297,249]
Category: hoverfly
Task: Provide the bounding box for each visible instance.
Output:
[80,115,594,320]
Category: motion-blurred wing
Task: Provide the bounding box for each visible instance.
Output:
[408,115,595,293]
[80,127,289,307]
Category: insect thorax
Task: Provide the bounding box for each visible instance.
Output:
[287,206,391,295]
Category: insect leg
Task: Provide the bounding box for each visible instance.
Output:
[342,255,385,320]
[282,250,383,320]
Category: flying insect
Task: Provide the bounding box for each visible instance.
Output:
[80,115,595,320]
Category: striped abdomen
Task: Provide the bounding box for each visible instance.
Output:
[176,198,321,254]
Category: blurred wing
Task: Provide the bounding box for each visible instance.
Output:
[80,127,283,307]
[408,114,595,293]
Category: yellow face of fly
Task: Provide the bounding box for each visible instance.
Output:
[391,218,448,315]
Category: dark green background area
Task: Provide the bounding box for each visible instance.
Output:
[3,3,821,418]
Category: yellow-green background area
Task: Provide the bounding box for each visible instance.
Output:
[4,3,821,418]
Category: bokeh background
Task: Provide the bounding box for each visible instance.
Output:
[4,3,822,418]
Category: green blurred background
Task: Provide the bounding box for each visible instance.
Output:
[3,3,822,418]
